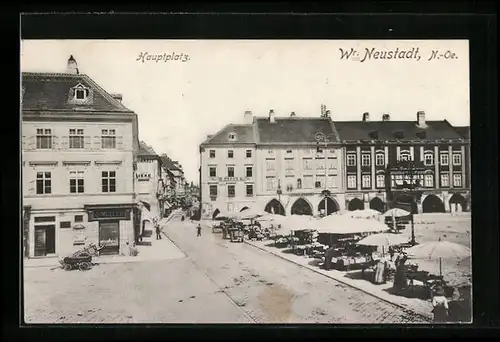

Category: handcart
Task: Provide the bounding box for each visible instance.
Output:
[59,242,105,271]
[229,228,244,243]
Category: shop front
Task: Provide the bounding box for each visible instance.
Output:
[85,204,134,256]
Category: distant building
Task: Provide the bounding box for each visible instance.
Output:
[199,109,346,220]
[135,141,163,217]
[22,56,139,258]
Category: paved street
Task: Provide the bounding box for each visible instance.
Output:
[24,214,429,324]
[164,216,429,324]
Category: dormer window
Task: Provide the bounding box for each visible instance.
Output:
[68,83,93,105]
[228,132,237,141]
[369,130,379,140]
[393,130,405,140]
[416,131,427,139]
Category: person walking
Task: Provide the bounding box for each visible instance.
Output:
[196,224,202,237]
[155,219,162,240]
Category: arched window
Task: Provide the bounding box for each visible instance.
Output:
[297,178,302,189]
[399,150,411,161]
[376,171,385,188]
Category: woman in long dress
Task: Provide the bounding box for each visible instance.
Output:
[393,253,409,291]
[373,255,387,284]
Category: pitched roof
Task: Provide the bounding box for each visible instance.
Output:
[22,72,132,113]
[333,120,463,141]
[255,117,339,144]
[160,154,182,171]
[202,124,255,145]
[453,126,470,139]
[138,141,158,157]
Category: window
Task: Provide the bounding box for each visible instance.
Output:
[34,216,55,223]
[36,172,51,194]
[69,129,84,149]
[69,171,85,194]
[327,158,337,170]
[297,178,302,189]
[285,159,294,170]
[376,174,385,188]
[101,129,116,149]
[316,159,325,170]
[60,221,71,229]
[303,158,312,170]
[424,173,434,187]
[453,153,462,166]
[424,152,434,166]
[440,173,449,187]
[228,150,234,158]
[246,166,253,177]
[453,174,462,187]
[101,171,116,193]
[227,166,234,177]
[315,175,325,189]
[74,85,90,100]
[246,150,252,158]
[399,151,411,161]
[347,154,356,166]
[266,177,276,190]
[228,132,237,141]
[286,150,293,154]
[440,153,449,166]
[362,175,371,188]
[209,185,218,197]
[227,185,235,197]
[36,129,52,149]
[75,215,83,223]
[303,176,313,189]
[376,153,385,166]
[327,176,337,188]
[209,150,215,158]
[209,167,217,177]
[347,175,357,189]
[361,154,371,166]
[266,159,276,171]
[246,184,253,196]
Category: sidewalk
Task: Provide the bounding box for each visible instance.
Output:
[24,210,183,269]
[245,239,433,320]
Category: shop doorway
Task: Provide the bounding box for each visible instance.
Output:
[99,220,120,255]
[34,225,56,257]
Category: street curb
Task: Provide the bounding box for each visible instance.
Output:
[244,240,432,321]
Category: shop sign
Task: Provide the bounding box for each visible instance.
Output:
[346,193,363,199]
[209,177,251,182]
[88,208,131,221]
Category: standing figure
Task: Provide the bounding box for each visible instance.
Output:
[393,252,409,291]
[155,221,162,240]
[432,286,450,323]
[197,224,202,237]
[373,255,387,284]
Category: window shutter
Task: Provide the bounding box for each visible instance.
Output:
[27,136,35,150]
[52,135,59,149]
[93,136,102,150]
[116,136,124,149]
[84,136,91,149]
[59,136,69,150]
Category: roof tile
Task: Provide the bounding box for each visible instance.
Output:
[256,117,338,143]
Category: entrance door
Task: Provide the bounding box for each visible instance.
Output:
[99,220,120,255]
[34,225,56,257]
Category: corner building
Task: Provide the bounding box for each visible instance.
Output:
[22,61,139,258]
[200,110,346,219]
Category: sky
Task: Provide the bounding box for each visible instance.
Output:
[21,40,470,184]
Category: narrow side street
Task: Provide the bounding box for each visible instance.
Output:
[163,215,430,323]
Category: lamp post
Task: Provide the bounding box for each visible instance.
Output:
[315,132,335,216]
[276,178,282,214]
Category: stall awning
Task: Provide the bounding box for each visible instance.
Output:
[164,201,172,209]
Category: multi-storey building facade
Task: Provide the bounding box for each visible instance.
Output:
[334,111,470,214]
[200,110,346,219]
[136,141,163,217]
[22,56,139,258]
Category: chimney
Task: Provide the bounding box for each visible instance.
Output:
[417,111,427,127]
[325,110,331,118]
[269,109,276,123]
[206,134,213,139]
[290,111,296,117]
[244,110,253,124]
[362,112,370,122]
[382,113,391,122]
[111,93,123,102]
[67,55,79,74]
